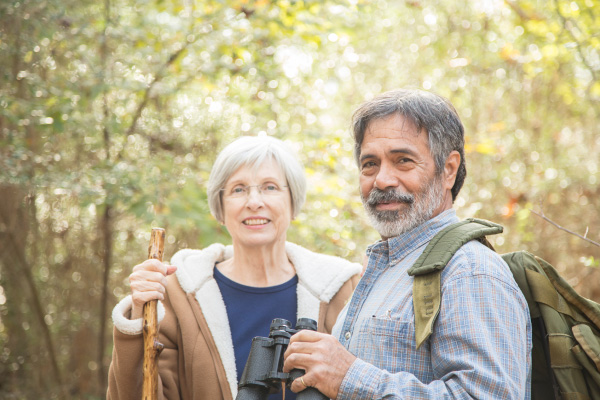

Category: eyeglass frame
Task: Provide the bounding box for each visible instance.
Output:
[219,183,290,199]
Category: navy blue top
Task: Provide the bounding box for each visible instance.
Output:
[214,266,298,400]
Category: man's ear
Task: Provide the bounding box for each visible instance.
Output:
[443,151,460,191]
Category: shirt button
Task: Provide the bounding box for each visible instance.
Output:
[344,332,351,340]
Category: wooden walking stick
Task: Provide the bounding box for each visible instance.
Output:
[142,227,166,400]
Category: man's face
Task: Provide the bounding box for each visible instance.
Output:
[358,114,448,239]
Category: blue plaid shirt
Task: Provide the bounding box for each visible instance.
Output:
[332,209,532,399]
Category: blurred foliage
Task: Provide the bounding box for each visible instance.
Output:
[0,0,599,398]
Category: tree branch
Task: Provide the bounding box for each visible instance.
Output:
[125,45,189,136]
[529,208,600,247]
[125,0,198,137]
[504,0,535,20]
[553,0,598,84]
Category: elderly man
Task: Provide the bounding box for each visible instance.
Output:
[283,89,532,399]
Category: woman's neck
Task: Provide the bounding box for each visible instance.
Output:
[216,241,296,287]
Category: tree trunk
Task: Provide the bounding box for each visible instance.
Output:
[98,204,112,391]
[0,186,63,390]
[97,0,113,392]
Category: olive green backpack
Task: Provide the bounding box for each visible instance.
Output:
[408,218,600,400]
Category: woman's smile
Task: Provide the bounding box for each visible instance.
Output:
[242,217,270,226]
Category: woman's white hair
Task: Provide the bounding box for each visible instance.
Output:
[207,136,307,223]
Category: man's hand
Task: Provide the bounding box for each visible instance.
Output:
[283,330,357,399]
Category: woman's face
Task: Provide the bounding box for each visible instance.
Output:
[221,158,292,249]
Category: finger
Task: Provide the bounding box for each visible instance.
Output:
[132,290,165,305]
[132,259,169,274]
[288,329,325,345]
[285,331,333,359]
[166,265,177,275]
[289,376,309,393]
[133,269,168,282]
[129,271,167,287]
[283,340,314,361]
[282,351,314,373]
[131,290,165,319]
[130,278,167,294]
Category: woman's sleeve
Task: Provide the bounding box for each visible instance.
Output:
[106,294,181,400]
[322,273,361,333]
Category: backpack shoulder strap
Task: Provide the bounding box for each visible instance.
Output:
[409,218,503,349]
[408,218,504,277]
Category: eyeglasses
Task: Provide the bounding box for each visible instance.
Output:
[221,183,289,199]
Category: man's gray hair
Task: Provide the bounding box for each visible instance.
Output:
[207,136,307,222]
[352,89,466,201]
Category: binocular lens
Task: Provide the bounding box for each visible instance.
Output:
[269,318,293,333]
[295,318,317,331]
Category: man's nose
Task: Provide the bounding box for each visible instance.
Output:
[374,162,400,190]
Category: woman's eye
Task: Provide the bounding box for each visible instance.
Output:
[232,187,246,194]
[263,184,278,191]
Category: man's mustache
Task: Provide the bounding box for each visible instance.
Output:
[366,188,415,207]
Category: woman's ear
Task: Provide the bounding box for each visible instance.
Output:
[443,151,460,191]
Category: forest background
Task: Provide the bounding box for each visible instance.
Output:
[1,0,599,398]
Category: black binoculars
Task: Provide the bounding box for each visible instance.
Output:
[236,317,328,400]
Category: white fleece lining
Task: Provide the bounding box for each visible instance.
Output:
[194,279,238,397]
[112,295,166,335]
[170,244,239,396]
[296,284,320,322]
[165,241,360,398]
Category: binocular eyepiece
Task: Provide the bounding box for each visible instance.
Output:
[236,318,328,400]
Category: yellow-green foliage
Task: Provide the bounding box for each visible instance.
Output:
[0,0,598,398]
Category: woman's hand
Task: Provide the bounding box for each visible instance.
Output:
[129,259,177,319]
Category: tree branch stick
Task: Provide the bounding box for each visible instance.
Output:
[529,208,600,247]
[142,228,166,400]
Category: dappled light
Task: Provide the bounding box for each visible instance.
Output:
[0,0,598,398]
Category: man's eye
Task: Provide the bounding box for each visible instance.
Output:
[362,161,376,169]
[398,158,413,164]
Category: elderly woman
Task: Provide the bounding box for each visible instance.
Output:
[107,136,362,400]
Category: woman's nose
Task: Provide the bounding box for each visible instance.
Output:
[245,187,264,207]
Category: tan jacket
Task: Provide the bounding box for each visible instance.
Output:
[107,242,362,400]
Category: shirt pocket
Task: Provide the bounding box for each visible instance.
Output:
[354,316,414,372]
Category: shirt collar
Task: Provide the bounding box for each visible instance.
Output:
[368,209,459,264]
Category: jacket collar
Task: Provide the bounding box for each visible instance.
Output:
[172,241,360,303]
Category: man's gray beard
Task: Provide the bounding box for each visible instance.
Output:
[362,176,444,239]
